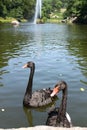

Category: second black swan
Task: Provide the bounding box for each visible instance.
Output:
[46,81,72,127]
[23,61,57,108]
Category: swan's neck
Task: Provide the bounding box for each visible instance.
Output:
[59,87,67,117]
[25,66,35,97]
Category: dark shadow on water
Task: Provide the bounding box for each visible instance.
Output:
[23,97,58,126]
[23,107,33,126]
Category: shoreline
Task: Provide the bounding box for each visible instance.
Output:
[0,17,27,23]
[0,17,86,25]
[0,126,87,130]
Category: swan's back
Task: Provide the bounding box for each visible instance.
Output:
[46,107,72,127]
[46,108,58,126]
[23,88,57,108]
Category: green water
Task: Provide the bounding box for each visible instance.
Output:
[0,23,87,128]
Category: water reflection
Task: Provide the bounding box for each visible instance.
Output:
[0,33,28,68]
[23,102,56,126]
[66,24,87,84]
[23,107,33,126]
[0,23,87,127]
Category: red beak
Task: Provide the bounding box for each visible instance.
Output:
[50,86,60,97]
[22,64,28,68]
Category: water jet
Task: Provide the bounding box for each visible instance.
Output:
[34,0,42,24]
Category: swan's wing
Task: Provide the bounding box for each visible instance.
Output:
[66,112,72,127]
[30,90,52,107]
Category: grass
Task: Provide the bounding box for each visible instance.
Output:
[46,19,61,23]
[0,17,15,23]
[46,8,66,23]
[0,17,27,23]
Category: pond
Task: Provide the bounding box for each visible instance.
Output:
[0,23,87,128]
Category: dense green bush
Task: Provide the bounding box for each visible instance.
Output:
[64,0,87,24]
[0,0,87,23]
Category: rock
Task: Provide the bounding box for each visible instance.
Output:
[11,20,20,25]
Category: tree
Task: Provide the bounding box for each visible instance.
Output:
[64,0,87,24]
[22,0,35,20]
[0,0,7,18]
[42,0,63,18]
[0,0,35,20]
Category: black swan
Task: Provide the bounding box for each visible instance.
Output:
[46,81,72,127]
[23,61,57,108]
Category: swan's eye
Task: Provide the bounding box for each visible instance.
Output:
[27,62,33,67]
[60,84,66,90]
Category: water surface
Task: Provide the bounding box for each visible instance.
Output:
[0,23,87,128]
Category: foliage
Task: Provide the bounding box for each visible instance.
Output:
[0,0,63,20]
[22,0,35,20]
[64,0,87,24]
[42,0,62,18]
[0,0,35,20]
[0,0,87,23]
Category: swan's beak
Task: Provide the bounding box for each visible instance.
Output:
[22,64,28,68]
[50,86,59,97]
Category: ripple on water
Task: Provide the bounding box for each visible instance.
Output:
[0,23,87,128]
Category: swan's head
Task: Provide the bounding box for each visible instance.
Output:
[50,81,67,97]
[22,61,35,68]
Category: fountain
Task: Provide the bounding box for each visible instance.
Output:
[34,0,42,24]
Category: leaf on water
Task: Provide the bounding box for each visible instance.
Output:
[1,109,5,112]
[80,88,85,92]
